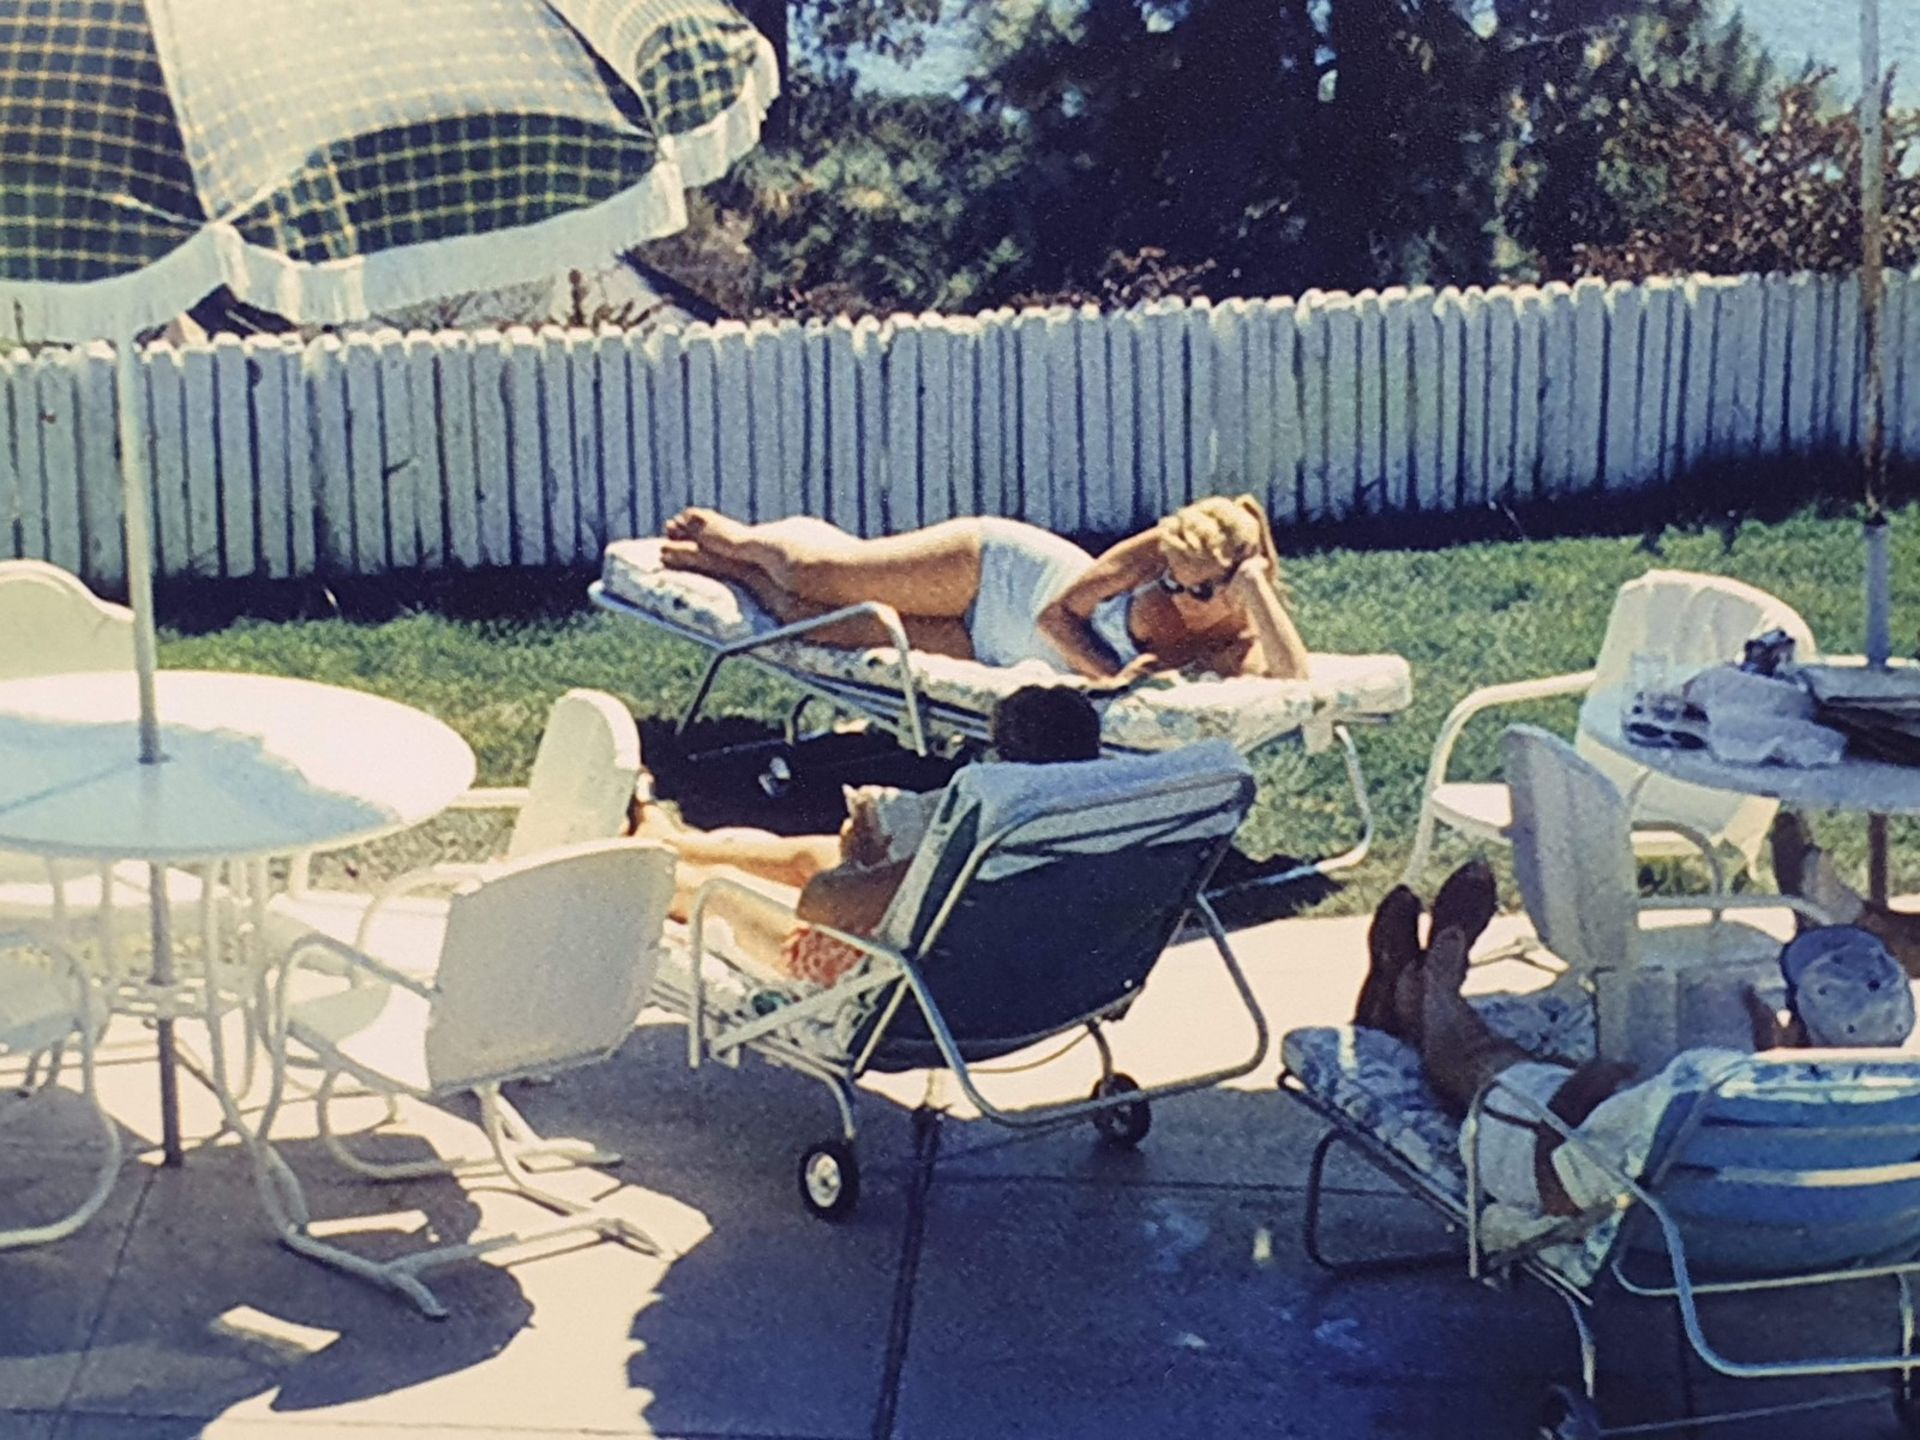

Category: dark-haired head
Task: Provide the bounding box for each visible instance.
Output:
[989,684,1101,764]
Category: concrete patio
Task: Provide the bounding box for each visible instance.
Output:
[2,908,1912,1440]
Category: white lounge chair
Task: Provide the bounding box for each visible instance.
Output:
[1401,569,1816,889]
[0,931,120,1250]
[271,687,642,962]
[259,839,675,1318]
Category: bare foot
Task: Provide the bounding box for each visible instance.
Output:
[664,507,753,559]
[659,539,761,589]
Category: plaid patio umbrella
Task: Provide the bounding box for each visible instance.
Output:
[0,0,775,1166]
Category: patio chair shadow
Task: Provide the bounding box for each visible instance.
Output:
[24,1124,533,1433]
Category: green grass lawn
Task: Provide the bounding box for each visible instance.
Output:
[158,502,1920,917]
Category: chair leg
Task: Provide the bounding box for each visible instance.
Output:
[0,1018,123,1252]
[1300,1129,1464,1276]
[315,1072,620,1181]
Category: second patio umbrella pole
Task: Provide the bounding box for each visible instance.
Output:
[117,333,184,1166]
[1860,0,1894,903]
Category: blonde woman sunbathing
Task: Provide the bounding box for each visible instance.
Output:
[658,496,1310,688]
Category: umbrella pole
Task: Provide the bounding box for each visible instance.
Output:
[1860,0,1893,906]
[116,335,182,1166]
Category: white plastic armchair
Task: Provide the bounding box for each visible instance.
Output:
[0,931,121,1251]
[1502,726,1827,978]
[260,839,675,1318]
[0,561,205,948]
[1401,570,1816,887]
[275,688,642,960]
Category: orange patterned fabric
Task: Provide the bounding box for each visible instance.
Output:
[779,925,867,987]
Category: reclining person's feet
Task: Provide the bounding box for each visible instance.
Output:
[1356,885,1423,1036]
[1428,858,1499,957]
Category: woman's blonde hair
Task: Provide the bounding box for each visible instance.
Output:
[1156,494,1285,594]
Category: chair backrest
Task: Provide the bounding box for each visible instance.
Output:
[1575,569,1817,865]
[0,561,134,681]
[853,740,1256,1069]
[1637,1054,1920,1277]
[1504,725,1639,977]
[424,840,674,1091]
[504,689,643,860]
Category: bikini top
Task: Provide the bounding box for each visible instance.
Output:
[1089,590,1143,667]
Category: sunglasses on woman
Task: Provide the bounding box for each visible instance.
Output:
[1158,570,1224,602]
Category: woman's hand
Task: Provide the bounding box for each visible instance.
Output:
[1072,653,1165,696]
[1227,554,1272,603]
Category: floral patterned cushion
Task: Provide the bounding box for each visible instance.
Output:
[601,538,1412,753]
[1281,983,1625,1285]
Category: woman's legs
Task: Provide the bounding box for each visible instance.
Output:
[663,509,988,618]
[1771,811,1920,974]
[635,807,841,895]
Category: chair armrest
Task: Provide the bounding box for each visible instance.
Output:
[1636,893,1834,928]
[277,932,437,997]
[1420,669,1599,794]
[351,863,498,949]
[446,786,531,812]
[1628,819,1728,894]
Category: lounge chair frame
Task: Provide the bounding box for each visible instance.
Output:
[1280,1054,1920,1436]
[589,582,1381,895]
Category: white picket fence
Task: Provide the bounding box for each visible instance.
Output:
[3,269,1918,589]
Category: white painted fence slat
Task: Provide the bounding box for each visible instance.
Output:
[1897,271,1920,460]
[1129,304,1166,519]
[946,316,978,523]
[798,321,828,518]
[1536,283,1574,495]
[1717,277,1762,457]
[1382,289,1413,510]
[435,331,481,568]
[1434,288,1466,510]
[1510,288,1542,499]
[211,334,253,577]
[468,330,512,566]
[972,315,1003,520]
[344,333,386,573]
[74,343,122,587]
[1635,279,1675,486]
[1323,294,1361,516]
[745,321,786,521]
[506,328,548,564]
[148,351,192,573]
[1047,307,1082,531]
[35,355,81,575]
[402,332,445,568]
[1831,276,1861,452]
[1569,278,1607,488]
[1786,274,1820,454]
[246,337,291,577]
[1484,289,1518,503]
[1111,308,1144,527]
[378,330,421,570]
[1074,307,1110,530]
[623,330,659,537]
[649,327,689,532]
[306,337,352,573]
[1212,299,1249,496]
[566,330,601,557]
[1156,300,1191,515]
[1603,282,1642,488]
[176,344,223,575]
[595,328,634,541]
[854,317,885,537]
[1241,302,1276,515]
[1458,288,1489,507]
[1355,292,1385,511]
[1014,311,1050,527]
[536,329,579,562]
[1408,291,1442,510]
[0,353,21,559]
[824,318,858,528]
[1679,280,1716,473]
[886,318,921,532]
[770,322,806,518]
[1757,274,1792,455]
[711,321,752,525]
[920,315,955,526]
[681,325,719,525]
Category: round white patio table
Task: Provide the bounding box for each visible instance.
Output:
[1584,678,1920,851]
[0,669,475,1164]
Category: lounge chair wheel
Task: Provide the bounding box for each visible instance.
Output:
[798,1139,860,1221]
[1535,1385,1601,1440]
[1090,1073,1151,1149]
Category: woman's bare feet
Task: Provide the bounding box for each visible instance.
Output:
[664,506,753,559]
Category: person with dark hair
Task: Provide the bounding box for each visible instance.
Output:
[634,685,1101,983]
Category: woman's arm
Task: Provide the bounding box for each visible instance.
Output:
[1036,531,1163,679]
[1226,556,1311,680]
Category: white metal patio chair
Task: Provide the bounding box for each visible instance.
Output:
[1401,569,1816,889]
[271,687,642,962]
[1503,725,1827,978]
[257,839,675,1318]
[0,930,121,1250]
